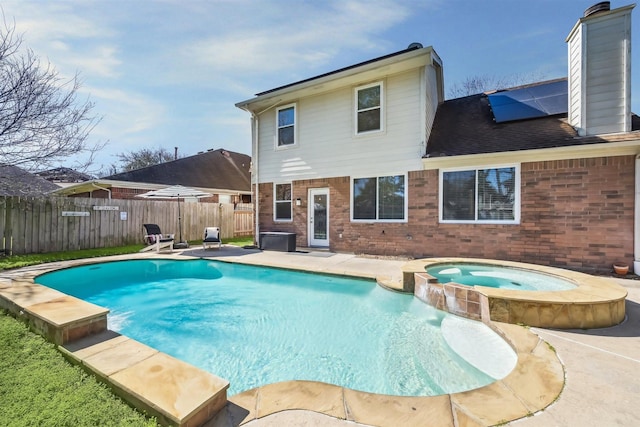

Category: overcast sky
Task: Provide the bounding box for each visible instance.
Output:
[2,0,638,173]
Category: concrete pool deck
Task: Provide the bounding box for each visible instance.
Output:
[1,246,639,426]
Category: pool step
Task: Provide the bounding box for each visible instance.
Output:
[61,332,229,427]
[0,279,108,345]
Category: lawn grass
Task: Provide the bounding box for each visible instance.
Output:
[0,311,158,427]
[0,236,255,271]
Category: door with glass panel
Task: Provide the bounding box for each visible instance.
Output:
[308,188,329,247]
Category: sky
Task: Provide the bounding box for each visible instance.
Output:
[1,0,638,174]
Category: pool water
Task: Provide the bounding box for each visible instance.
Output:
[36,259,517,396]
[426,263,576,291]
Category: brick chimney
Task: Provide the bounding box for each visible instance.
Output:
[566,2,635,136]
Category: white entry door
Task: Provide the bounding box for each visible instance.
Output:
[308,188,329,247]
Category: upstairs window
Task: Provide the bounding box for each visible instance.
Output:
[276,104,296,147]
[352,175,405,221]
[274,183,292,221]
[440,166,519,223]
[355,82,383,134]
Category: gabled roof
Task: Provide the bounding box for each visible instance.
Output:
[104,148,251,192]
[236,44,441,112]
[427,79,640,158]
[254,43,426,97]
[0,165,60,196]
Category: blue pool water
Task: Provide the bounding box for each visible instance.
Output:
[427,263,576,291]
[36,259,517,396]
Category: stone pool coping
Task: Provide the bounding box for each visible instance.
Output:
[0,253,565,427]
[402,257,628,329]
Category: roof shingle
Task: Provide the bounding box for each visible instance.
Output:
[105,148,251,192]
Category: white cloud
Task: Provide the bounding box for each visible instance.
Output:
[182,0,411,77]
[86,86,166,136]
[2,1,121,78]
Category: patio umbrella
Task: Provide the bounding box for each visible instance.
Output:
[136,185,212,247]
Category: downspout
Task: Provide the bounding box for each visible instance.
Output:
[251,113,260,243]
[634,154,640,273]
[239,99,282,245]
[90,182,111,200]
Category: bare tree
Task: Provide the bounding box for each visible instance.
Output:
[113,147,179,173]
[0,15,103,171]
[447,72,547,99]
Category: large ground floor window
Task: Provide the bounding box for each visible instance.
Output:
[352,174,406,222]
[440,166,518,223]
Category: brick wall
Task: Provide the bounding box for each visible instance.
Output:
[256,155,635,272]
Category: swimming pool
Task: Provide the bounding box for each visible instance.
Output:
[426,263,576,291]
[36,259,517,396]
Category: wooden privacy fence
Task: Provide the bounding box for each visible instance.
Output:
[0,196,254,255]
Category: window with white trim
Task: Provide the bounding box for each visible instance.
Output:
[276,104,296,147]
[274,183,292,221]
[440,166,519,223]
[352,175,405,221]
[355,82,383,134]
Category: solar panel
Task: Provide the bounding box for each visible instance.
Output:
[488,80,568,123]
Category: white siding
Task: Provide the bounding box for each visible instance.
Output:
[567,6,632,136]
[424,65,440,146]
[584,13,629,134]
[567,25,582,129]
[257,68,425,183]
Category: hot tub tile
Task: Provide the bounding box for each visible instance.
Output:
[592,303,616,328]
[488,298,510,322]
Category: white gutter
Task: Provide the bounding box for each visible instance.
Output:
[635,154,640,273]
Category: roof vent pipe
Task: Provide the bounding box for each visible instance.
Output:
[583,1,610,17]
[407,42,423,50]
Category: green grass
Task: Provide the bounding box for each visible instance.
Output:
[0,236,255,271]
[0,311,158,427]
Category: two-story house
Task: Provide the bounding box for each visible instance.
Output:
[236,2,640,273]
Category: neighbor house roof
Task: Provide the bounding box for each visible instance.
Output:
[0,165,61,196]
[427,79,640,158]
[53,148,251,197]
[35,167,94,183]
[104,148,251,192]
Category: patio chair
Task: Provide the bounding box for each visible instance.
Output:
[203,227,222,250]
[140,223,174,253]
